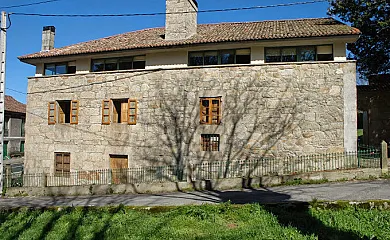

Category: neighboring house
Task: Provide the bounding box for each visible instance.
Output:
[3,95,26,159]
[357,74,390,146]
[18,0,360,174]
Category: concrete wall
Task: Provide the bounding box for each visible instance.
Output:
[25,61,356,174]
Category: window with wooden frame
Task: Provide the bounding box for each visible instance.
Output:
[102,99,137,125]
[48,100,79,125]
[200,97,221,125]
[201,134,220,151]
[55,152,70,175]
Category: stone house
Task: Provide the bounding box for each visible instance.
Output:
[357,74,390,146]
[18,0,360,174]
[3,95,26,159]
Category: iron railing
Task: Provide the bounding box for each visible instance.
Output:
[2,151,382,188]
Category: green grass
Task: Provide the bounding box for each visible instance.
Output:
[0,203,389,240]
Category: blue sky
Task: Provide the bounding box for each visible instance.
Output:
[1,0,331,103]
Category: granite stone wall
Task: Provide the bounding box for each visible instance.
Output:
[24,62,356,174]
[165,0,198,40]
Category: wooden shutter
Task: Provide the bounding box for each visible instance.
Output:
[70,100,79,124]
[48,101,56,125]
[128,99,137,125]
[200,97,221,125]
[211,98,221,124]
[200,99,210,124]
[102,100,111,125]
[58,103,65,124]
[121,102,128,123]
[55,152,70,174]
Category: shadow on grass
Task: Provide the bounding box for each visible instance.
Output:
[212,188,369,240]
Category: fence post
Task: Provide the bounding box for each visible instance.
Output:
[381,141,388,174]
[5,164,11,188]
[41,173,47,187]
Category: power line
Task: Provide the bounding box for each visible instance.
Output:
[11,0,328,17]
[6,87,27,95]
[0,0,61,10]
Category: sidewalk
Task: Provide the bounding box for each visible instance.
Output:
[1,179,389,208]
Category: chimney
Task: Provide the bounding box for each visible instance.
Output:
[41,26,55,51]
[165,0,198,40]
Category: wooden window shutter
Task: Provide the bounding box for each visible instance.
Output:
[128,99,137,125]
[102,100,111,125]
[48,101,56,125]
[211,98,221,124]
[70,100,79,124]
[200,98,209,124]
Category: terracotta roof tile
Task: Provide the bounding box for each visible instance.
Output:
[18,17,360,60]
[5,95,26,114]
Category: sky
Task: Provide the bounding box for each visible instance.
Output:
[1,0,332,103]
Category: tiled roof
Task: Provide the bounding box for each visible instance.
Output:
[18,17,360,60]
[5,95,26,114]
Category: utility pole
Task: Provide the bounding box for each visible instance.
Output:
[0,11,7,194]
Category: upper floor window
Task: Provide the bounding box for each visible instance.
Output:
[200,97,221,125]
[48,100,79,125]
[44,62,76,75]
[92,56,146,72]
[102,99,137,125]
[265,45,333,63]
[189,49,250,66]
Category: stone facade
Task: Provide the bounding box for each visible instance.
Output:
[24,61,356,174]
[165,0,198,40]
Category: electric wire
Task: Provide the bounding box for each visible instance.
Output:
[11,0,328,17]
[0,0,61,10]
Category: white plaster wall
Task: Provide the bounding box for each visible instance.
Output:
[251,46,265,64]
[31,37,353,74]
[76,58,91,74]
[334,42,347,61]
[35,63,44,77]
[146,51,188,69]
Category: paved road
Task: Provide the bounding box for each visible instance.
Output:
[1,180,389,208]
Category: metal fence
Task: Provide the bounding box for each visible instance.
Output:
[3,151,382,188]
[192,151,381,180]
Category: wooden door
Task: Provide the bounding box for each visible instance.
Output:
[110,155,128,184]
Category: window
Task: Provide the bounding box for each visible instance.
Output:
[201,134,220,151]
[265,45,333,63]
[3,141,8,159]
[20,141,25,153]
[92,56,146,72]
[102,99,137,125]
[48,100,79,125]
[44,62,76,75]
[21,119,25,137]
[189,49,250,66]
[200,97,221,125]
[55,152,70,174]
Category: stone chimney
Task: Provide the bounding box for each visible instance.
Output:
[41,26,55,52]
[165,0,198,40]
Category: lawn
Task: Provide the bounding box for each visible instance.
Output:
[0,203,389,240]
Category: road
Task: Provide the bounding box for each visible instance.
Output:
[0,180,389,208]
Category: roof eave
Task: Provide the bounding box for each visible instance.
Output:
[18,33,361,65]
